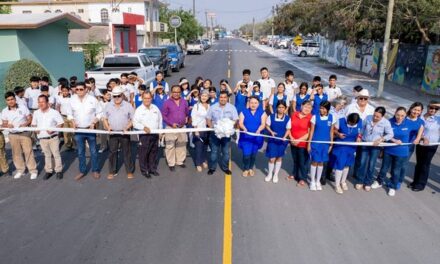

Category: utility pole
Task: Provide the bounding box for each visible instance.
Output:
[205,11,209,38]
[271,6,275,51]
[252,17,255,42]
[210,15,214,42]
[149,0,155,46]
[377,0,395,98]
[192,0,195,17]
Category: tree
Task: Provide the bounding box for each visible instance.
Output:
[159,6,204,44]
[3,59,51,91]
[0,0,14,14]
[83,39,106,70]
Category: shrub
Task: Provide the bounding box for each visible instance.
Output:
[3,59,51,91]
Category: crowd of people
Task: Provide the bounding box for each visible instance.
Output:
[0,68,439,197]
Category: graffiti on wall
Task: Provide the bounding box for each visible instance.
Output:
[421,46,440,95]
[392,44,428,88]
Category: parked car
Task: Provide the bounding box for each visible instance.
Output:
[201,39,210,50]
[85,53,157,89]
[202,38,212,47]
[187,40,204,54]
[291,42,320,57]
[161,44,185,72]
[138,47,170,76]
[275,38,292,49]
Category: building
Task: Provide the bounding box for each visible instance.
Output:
[3,0,168,52]
[0,13,90,92]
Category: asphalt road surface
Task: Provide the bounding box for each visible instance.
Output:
[1,39,440,264]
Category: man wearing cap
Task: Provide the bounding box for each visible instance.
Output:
[67,82,102,180]
[32,95,64,180]
[103,86,135,179]
[161,85,189,171]
[345,88,375,120]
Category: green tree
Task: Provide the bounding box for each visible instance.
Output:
[0,0,13,14]
[83,39,106,70]
[3,59,51,91]
[159,6,204,44]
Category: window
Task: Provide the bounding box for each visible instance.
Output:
[78,9,84,13]
[128,7,132,12]
[22,10,32,14]
[140,55,152,66]
[101,8,109,23]
[55,9,62,13]
[44,10,51,13]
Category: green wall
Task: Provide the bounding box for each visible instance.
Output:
[0,30,20,108]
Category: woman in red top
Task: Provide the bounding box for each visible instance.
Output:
[288,100,313,187]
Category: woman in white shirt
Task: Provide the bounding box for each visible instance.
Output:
[191,90,210,172]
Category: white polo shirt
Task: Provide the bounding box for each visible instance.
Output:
[258,78,276,100]
[121,83,135,100]
[31,108,64,139]
[284,81,299,99]
[55,95,72,116]
[24,87,41,110]
[133,103,163,130]
[67,94,102,128]
[345,102,375,121]
[324,86,342,102]
[1,104,30,131]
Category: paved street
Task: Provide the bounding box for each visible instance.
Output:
[1,38,440,264]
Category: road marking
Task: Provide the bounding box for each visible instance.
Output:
[206,50,262,53]
[222,152,233,264]
[228,69,231,78]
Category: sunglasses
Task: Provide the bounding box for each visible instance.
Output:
[113,95,122,98]
[429,107,439,110]
[358,97,369,101]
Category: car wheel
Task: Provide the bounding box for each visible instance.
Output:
[175,64,180,72]
[164,69,169,76]
[181,61,185,68]
[300,51,307,57]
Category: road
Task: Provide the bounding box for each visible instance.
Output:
[1,39,440,264]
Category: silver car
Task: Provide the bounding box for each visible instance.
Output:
[291,42,320,57]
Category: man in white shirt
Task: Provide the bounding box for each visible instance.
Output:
[258,67,276,108]
[235,69,253,93]
[345,89,375,120]
[0,111,8,176]
[324,74,342,102]
[13,86,27,108]
[56,84,74,149]
[24,76,41,111]
[284,70,299,99]
[133,91,163,178]
[67,82,102,180]
[32,94,64,180]
[2,91,37,179]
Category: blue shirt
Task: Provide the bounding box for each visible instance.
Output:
[207,102,239,125]
[385,117,410,157]
[405,117,424,143]
[422,115,440,143]
[362,115,394,142]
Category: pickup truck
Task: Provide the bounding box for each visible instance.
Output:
[85,53,158,89]
[187,40,204,55]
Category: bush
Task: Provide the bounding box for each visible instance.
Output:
[3,59,51,91]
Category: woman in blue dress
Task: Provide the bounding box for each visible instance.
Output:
[308,101,335,191]
[293,82,311,112]
[330,113,362,194]
[239,96,267,177]
[265,100,291,183]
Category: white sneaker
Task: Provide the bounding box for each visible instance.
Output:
[335,186,343,194]
[265,174,272,182]
[388,189,396,197]
[272,175,279,183]
[13,172,23,179]
[341,182,348,191]
[316,183,322,191]
[371,181,382,189]
[30,173,38,180]
[309,182,317,191]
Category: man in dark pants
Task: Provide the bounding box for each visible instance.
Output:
[133,92,163,178]
[103,86,135,180]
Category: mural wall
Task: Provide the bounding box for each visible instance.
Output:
[319,37,439,95]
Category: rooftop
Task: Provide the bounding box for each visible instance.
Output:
[0,13,91,29]
[1,0,166,6]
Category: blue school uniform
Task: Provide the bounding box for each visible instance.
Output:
[235,92,248,114]
[209,97,218,106]
[266,113,290,158]
[252,91,264,111]
[134,93,143,108]
[310,114,333,162]
[384,118,410,157]
[152,80,168,90]
[238,108,264,156]
[329,117,362,170]
[295,94,310,112]
[181,89,190,99]
[272,94,288,112]
[153,93,168,111]
[312,93,328,116]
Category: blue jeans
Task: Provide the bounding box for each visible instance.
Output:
[74,133,99,174]
[399,144,415,183]
[357,146,381,186]
[290,145,309,181]
[209,134,231,171]
[377,153,407,189]
[243,153,257,170]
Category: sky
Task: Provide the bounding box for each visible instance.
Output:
[164,0,284,30]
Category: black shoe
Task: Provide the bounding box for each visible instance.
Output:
[408,182,415,188]
[412,187,424,192]
[169,166,175,171]
[43,172,53,180]
[150,171,160,176]
[179,164,186,168]
[56,172,63,179]
[142,172,151,178]
[207,169,215,175]
[222,169,232,175]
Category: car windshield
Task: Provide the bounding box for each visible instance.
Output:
[164,46,177,53]
[188,40,201,44]
[139,49,162,57]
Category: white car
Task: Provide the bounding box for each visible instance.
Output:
[291,42,320,57]
[187,40,204,54]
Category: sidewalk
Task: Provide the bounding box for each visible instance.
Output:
[253,42,435,114]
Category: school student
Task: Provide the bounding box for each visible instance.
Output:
[234,82,249,114]
[238,96,266,177]
[150,71,170,94]
[330,113,362,194]
[179,78,191,98]
[208,87,219,105]
[284,70,299,100]
[308,101,335,191]
[324,74,342,102]
[265,100,291,183]
[134,84,147,108]
[375,107,411,196]
[311,84,328,116]
[292,82,311,112]
[269,83,289,114]
[251,81,264,111]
